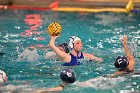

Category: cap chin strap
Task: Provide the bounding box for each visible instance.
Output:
[69,36,75,49]
[69,36,81,49]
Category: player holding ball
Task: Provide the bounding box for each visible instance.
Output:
[48,22,103,66]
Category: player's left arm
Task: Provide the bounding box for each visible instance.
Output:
[83,53,103,63]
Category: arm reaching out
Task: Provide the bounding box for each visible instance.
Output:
[120,35,136,71]
[35,83,68,93]
[84,53,103,63]
[110,35,136,77]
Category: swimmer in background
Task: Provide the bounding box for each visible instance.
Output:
[73,35,137,88]
[35,68,76,92]
[45,42,69,60]
[111,35,136,77]
[0,68,74,93]
[49,35,103,66]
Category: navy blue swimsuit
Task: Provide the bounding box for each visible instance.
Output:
[63,52,84,66]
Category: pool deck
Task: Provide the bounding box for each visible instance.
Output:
[0,0,140,9]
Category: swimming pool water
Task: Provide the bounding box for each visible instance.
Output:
[0,10,140,93]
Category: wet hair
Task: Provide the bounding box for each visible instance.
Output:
[60,68,76,83]
[58,43,69,53]
[114,56,129,70]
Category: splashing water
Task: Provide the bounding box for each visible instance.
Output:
[17,48,39,62]
[75,76,126,89]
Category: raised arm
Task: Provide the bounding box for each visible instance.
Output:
[120,35,136,71]
[49,36,71,62]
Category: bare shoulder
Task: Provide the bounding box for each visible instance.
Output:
[127,59,136,71]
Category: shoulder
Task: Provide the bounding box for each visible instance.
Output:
[111,69,135,77]
[127,59,136,71]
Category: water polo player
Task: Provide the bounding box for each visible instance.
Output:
[36,68,76,92]
[111,35,136,77]
[49,35,103,66]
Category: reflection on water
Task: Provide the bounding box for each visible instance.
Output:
[20,14,45,41]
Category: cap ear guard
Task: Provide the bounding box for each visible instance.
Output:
[69,36,81,49]
[69,36,75,49]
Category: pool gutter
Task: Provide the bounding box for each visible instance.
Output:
[0,0,140,11]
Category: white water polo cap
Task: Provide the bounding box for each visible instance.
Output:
[69,36,81,49]
[0,70,7,83]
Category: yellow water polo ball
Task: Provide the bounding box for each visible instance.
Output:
[47,22,62,36]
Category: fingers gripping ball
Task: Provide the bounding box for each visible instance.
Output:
[47,22,62,36]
